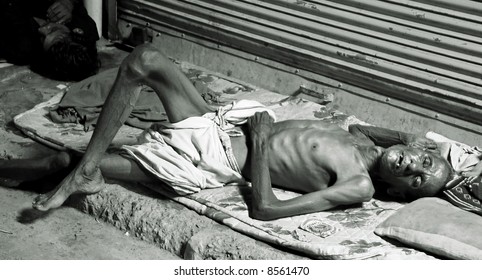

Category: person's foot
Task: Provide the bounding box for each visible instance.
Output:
[32,163,105,211]
[0,151,74,184]
[46,151,72,174]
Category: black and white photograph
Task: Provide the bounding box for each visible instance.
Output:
[0,0,481,278]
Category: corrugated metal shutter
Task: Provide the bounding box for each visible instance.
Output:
[118,0,482,126]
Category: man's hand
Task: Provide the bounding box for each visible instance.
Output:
[403,134,437,150]
[462,171,481,180]
[47,0,75,24]
[457,169,482,200]
[461,163,482,185]
[247,111,274,139]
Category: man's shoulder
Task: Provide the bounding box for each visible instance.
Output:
[310,137,371,176]
[307,125,355,146]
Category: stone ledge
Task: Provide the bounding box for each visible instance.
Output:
[67,182,308,260]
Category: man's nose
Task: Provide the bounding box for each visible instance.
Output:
[407,162,423,173]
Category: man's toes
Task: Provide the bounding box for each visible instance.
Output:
[32,193,51,209]
[33,194,45,204]
[32,203,48,211]
[32,200,43,210]
[32,195,52,211]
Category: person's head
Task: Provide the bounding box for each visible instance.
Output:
[32,22,99,81]
[377,144,454,200]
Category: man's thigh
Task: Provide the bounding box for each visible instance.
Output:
[139,47,213,123]
[100,153,156,183]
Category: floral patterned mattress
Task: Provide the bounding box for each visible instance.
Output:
[13,61,435,259]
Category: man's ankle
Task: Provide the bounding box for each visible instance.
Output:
[79,161,99,178]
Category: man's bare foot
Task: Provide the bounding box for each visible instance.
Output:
[0,151,73,182]
[45,151,73,174]
[32,163,105,211]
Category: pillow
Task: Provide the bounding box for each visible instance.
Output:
[374,197,482,260]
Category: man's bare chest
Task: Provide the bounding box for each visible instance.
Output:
[266,129,363,191]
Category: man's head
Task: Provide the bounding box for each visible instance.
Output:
[377,144,454,200]
[33,22,99,81]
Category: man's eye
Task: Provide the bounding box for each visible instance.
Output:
[423,155,431,167]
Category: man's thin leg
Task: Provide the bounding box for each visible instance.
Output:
[99,154,157,183]
[0,152,71,181]
[32,44,211,211]
[32,47,146,210]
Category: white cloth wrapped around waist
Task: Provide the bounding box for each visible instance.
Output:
[121,100,276,195]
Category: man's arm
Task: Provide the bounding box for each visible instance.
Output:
[248,112,374,221]
[348,124,436,149]
[251,176,375,221]
[247,112,277,218]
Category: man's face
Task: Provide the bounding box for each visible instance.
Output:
[38,22,71,51]
[378,145,450,199]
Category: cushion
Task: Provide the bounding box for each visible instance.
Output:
[374,197,482,260]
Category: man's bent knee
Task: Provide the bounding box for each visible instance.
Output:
[121,44,169,82]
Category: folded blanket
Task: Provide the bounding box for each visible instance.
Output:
[49,68,167,131]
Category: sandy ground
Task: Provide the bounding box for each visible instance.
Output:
[0,187,180,260]
[0,43,180,260]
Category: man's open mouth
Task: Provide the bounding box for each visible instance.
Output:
[395,152,404,168]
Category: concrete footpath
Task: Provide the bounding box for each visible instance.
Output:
[66,180,307,260]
